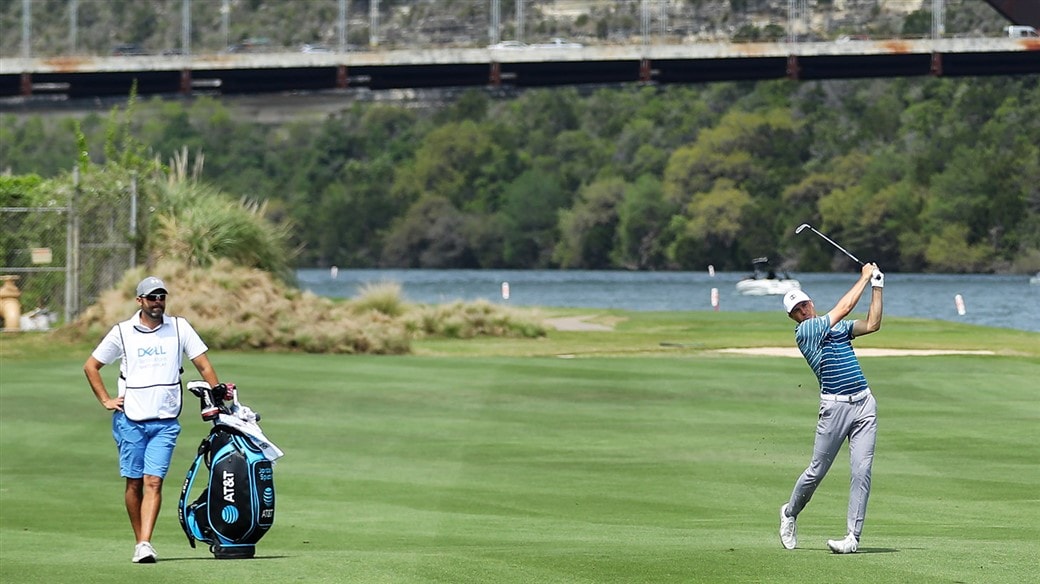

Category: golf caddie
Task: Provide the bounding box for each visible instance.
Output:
[84,276,220,563]
[778,262,884,554]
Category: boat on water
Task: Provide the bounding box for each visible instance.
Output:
[1031,272,1040,285]
[735,257,801,296]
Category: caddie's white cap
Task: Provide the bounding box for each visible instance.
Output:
[136,276,167,297]
[783,289,812,314]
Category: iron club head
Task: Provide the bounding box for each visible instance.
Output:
[795,223,810,234]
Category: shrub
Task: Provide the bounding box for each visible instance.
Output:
[351,281,408,317]
[66,260,545,354]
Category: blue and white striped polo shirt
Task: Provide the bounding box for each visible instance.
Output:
[794,315,868,395]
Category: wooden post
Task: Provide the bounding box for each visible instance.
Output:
[639,58,652,83]
[786,55,801,80]
[180,69,192,94]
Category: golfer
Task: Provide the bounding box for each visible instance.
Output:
[778,262,884,554]
[84,276,220,563]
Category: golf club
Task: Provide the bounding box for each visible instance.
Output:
[795,223,865,266]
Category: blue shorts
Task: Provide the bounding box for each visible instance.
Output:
[112,413,181,479]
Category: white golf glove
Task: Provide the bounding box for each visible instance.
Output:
[871,269,884,288]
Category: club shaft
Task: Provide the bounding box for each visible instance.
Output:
[808,226,863,265]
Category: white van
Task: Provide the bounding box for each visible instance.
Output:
[1006,25,1039,38]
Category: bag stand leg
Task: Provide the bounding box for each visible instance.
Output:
[212,543,256,559]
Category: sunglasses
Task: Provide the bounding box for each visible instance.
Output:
[140,293,167,301]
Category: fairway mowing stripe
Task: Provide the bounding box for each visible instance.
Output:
[716,347,996,357]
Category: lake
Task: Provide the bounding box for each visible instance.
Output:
[297,269,1040,333]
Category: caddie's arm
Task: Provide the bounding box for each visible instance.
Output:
[826,262,876,327]
[191,353,220,389]
[84,356,123,411]
[853,267,884,336]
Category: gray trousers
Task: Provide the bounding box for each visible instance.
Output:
[787,393,877,539]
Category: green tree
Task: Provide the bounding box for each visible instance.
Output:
[380,195,480,268]
[554,177,626,269]
[499,170,569,268]
[902,9,932,37]
[666,178,754,269]
[924,224,994,272]
[613,175,671,269]
[662,108,803,268]
[391,120,504,214]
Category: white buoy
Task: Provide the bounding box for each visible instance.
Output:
[711,287,719,311]
[955,294,966,316]
[502,282,510,300]
[708,265,715,277]
[330,266,339,280]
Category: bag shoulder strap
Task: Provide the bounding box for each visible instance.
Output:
[177,434,213,548]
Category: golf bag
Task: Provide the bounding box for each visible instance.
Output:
[178,382,284,559]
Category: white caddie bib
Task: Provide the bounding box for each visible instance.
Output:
[116,318,185,421]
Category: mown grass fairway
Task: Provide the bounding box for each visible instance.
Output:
[1,312,1037,583]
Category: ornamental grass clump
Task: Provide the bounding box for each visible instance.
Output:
[404,300,546,339]
[67,261,544,354]
[350,281,408,317]
[67,260,412,354]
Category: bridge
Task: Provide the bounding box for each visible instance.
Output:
[2,37,1038,102]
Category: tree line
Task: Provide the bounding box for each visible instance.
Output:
[2,76,1039,273]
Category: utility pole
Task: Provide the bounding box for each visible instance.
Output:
[370,0,379,47]
[787,0,809,43]
[182,0,191,56]
[70,0,78,54]
[221,0,230,51]
[932,0,945,39]
[338,0,349,53]
[516,0,524,43]
[641,0,650,46]
[659,0,667,37]
[490,0,500,45]
[21,0,30,57]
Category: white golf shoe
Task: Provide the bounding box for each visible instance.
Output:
[779,504,797,550]
[827,532,859,554]
[132,541,157,563]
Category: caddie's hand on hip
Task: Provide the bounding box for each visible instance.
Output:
[102,396,124,412]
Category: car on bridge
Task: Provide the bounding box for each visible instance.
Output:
[534,38,583,49]
[1006,25,1039,38]
[488,40,528,50]
[111,43,147,56]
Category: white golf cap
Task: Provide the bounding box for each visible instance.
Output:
[783,289,812,314]
[136,276,167,297]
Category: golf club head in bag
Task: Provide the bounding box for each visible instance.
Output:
[187,381,222,421]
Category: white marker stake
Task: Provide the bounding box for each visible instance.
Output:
[711,287,719,311]
[330,266,338,280]
[955,294,966,316]
[502,282,510,300]
[708,265,715,277]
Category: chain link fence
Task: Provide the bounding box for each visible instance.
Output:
[0,169,136,331]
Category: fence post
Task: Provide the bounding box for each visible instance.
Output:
[130,172,138,268]
[65,166,80,322]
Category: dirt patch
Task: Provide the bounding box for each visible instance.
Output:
[715,347,995,358]
[544,315,616,332]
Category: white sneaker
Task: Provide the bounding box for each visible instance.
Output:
[779,504,797,550]
[827,532,859,554]
[132,541,157,563]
